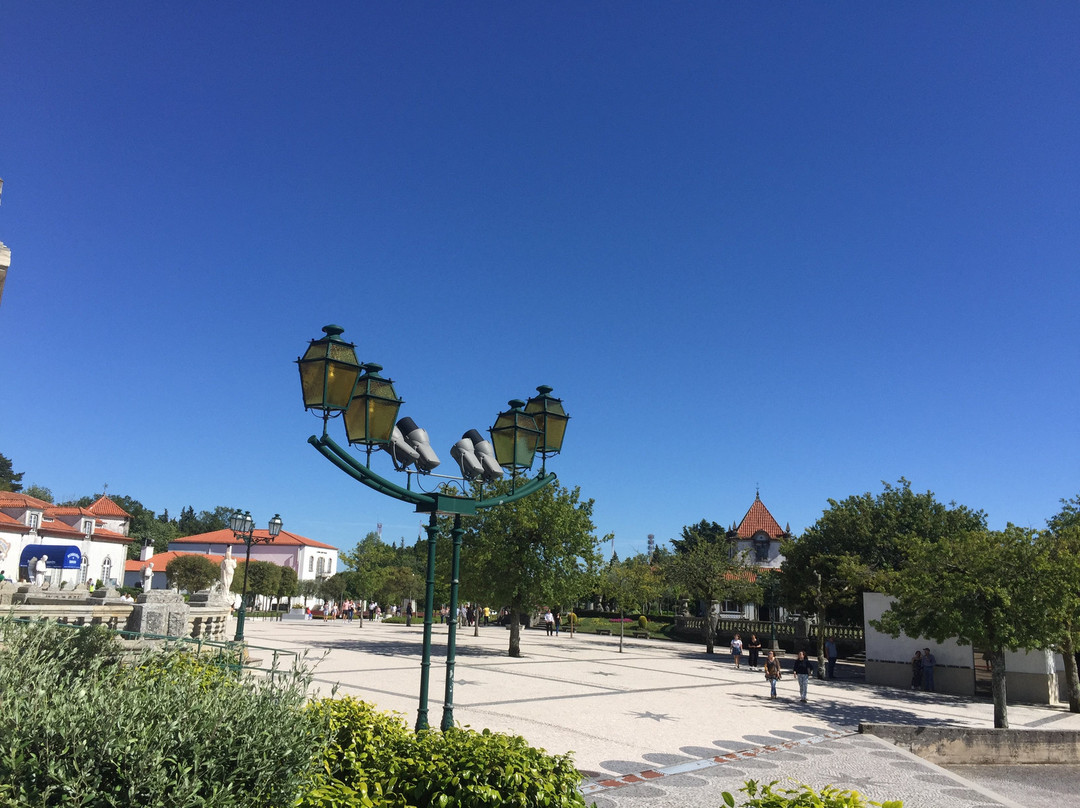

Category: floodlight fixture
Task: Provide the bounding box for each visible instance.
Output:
[344,363,403,447]
[451,433,483,480]
[464,428,503,482]
[297,325,363,418]
[385,424,421,468]
[524,385,569,456]
[489,400,541,470]
[397,416,441,472]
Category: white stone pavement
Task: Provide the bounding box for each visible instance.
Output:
[242,619,1080,807]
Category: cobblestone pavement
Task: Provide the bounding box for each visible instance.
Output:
[243,619,1080,807]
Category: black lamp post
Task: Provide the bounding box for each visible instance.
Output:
[298,324,568,732]
[231,510,283,642]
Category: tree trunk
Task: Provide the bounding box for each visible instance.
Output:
[1062,633,1080,712]
[509,606,522,658]
[990,648,1008,728]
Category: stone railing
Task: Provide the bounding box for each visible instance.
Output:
[673,616,863,651]
[0,582,232,642]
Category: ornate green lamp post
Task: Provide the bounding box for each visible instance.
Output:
[297,325,568,731]
[230,510,283,642]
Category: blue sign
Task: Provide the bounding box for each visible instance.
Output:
[19,545,83,570]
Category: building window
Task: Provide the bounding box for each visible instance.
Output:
[720,600,741,614]
[316,557,326,576]
[28,512,40,530]
[308,557,314,573]
[83,519,94,537]
[79,556,89,585]
[754,534,770,562]
[100,557,112,584]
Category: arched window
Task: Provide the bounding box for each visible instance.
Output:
[79,555,89,584]
[754,533,770,562]
[100,556,113,585]
[316,557,325,576]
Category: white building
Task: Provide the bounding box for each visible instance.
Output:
[168,528,339,583]
[0,492,133,587]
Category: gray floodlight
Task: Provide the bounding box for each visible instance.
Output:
[464,428,503,482]
[397,416,440,472]
[385,424,421,468]
[451,433,483,480]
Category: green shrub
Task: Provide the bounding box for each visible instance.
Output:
[566,612,577,625]
[0,618,322,808]
[302,697,589,808]
[723,780,902,808]
[637,615,648,630]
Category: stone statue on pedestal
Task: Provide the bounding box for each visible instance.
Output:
[34,555,48,586]
[220,546,236,593]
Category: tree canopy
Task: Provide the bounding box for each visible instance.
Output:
[167,554,219,594]
[0,452,24,492]
[459,478,602,657]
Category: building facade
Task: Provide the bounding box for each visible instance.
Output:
[167,528,339,583]
[0,492,133,587]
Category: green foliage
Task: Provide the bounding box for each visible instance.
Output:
[0,451,24,492]
[459,478,603,657]
[602,554,662,617]
[23,483,53,502]
[235,559,282,600]
[723,780,901,808]
[670,519,727,554]
[782,479,986,624]
[167,553,220,593]
[0,618,321,807]
[638,614,649,630]
[301,697,588,808]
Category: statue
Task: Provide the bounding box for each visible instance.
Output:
[142,562,154,593]
[220,546,237,593]
[34,555,48,586]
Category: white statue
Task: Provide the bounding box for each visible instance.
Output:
[142,562,154,593]
[34,555,48,586]
[220,546,237,592]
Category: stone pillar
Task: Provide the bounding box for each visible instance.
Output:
[128,590,188,637]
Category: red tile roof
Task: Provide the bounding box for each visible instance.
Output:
[124,551,225,573]
[89,496,131,518]
[0,511,30,532]
[46,506,97,517]
[734,494,787,539]
[170,529,337,550]
[0,491,52,509]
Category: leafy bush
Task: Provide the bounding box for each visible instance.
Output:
[0,618,322,808]
[302,697,589,808]
[566,612,577,625]
[723,780,902,808]
[637,615,649,630]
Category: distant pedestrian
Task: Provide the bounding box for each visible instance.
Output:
[911,650,922,689]
[730,634,744,669]
[553,608,561,636]
[406,601,414,627]
[825,636,838,679]
[922,647,936,692]
[764,651,781,699]
[544,608,555,636]
[747,634,762,670]
[793,650,813,702]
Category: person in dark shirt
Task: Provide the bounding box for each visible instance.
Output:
[793,650,814,702]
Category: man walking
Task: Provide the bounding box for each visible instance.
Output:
[825,636,838,679]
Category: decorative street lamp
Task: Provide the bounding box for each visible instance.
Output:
[298,325,569,731]
[230,510,283,642]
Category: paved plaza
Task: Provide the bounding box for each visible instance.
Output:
[242,619,1080,807]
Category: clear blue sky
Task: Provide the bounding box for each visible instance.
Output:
[2,4,1077,558]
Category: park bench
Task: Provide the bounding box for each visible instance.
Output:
[594,628,612,636]
[632,630,651,639]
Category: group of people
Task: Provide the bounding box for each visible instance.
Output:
[437,603,491,626]
[911,647,936,691]
[729,632,821,703]
[543,608,562,635]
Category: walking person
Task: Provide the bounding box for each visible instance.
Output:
[922,647,936,692]
[543,608,555,636]
[793,650,813,702]
[764,650,782,699]
[553,608,561,636]
[825,636,838,679]
[405,601,413,627]
[730,633,744,670]
[747,634,762,670]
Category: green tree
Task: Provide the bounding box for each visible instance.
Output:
[233,560,281,609]
[277,565,299,609]
[782,479,987,626]
[341,531,399,610]
[1040,494,1080,712]
[23,484,53,503]
[601,554,662,652]
[374,565,422,609]
[177,506,199,536]
[318,573,347,605]
[0,452,24,492]
[664,528,760,653]
[166,554,219,593]
[196,506,234,534]
[459,478,603,657]
[669,519,726,554]
[874,526,1048,728]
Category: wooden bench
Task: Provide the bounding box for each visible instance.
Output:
[594,628,612,636]
[632,631,651,639]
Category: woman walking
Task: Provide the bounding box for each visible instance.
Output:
[730,633,744,669]
[793,650,813,702]
[747,634,762,670]
[764,651,781,699]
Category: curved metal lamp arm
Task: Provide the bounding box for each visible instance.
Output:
[308,434,557,512]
